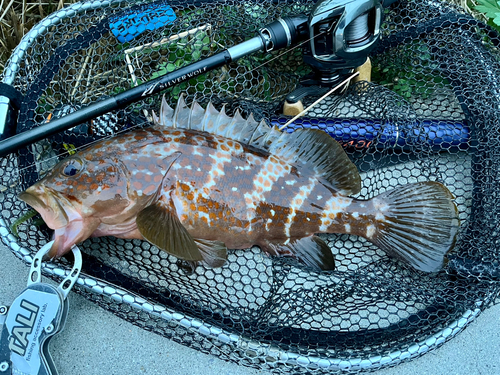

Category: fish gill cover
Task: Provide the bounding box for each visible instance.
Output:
[0,0,500,373]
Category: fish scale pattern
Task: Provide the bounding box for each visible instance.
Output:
[1,0,500,372]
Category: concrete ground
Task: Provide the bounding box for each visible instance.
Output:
[1,241,500,375]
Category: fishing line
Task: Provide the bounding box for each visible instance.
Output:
[279,72,360,130]
[244,30,326,77]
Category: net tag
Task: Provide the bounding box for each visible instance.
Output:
[0,241,82,375]
[109,1,177,43]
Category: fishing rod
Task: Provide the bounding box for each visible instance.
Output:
[0,0,401,158]
[0,16,308,156]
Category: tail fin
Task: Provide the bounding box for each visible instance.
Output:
[370,181,459,272]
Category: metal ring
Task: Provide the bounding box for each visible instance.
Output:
[278,18,292,46]
[394,122,400,147]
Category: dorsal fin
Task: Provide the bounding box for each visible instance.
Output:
[269,129,361,195]
[153,96,360,195]
[188,100,206,131]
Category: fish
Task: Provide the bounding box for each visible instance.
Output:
[18,96,460,272]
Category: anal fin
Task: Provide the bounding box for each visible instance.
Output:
[272,236,335,271]
[137,203,203,262]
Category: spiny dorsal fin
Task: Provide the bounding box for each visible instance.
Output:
[153,95,264,147]
[188,100,206,131]
[156,96,175,127]
[173,95,191,128]
[153,96,360,195]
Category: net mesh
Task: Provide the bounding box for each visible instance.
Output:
[1,0,500,372]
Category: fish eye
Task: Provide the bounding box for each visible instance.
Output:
[62,158,83,177]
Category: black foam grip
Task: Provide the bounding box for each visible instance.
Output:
[0,83,23,110]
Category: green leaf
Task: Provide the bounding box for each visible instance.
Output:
[475,0,500,18]
[495,12,500,25]
[192,50,201,60]
[476,0,500,10]
[476,5,500,18]
[167,63,176,72]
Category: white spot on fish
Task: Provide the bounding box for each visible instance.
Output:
[352,212,359,219]
[232,187,238,191]
[199,211,211,226]
[270,209,275,216]
[306,217,310,221]
[203,152,230,190]
[197,168,201,172]
[246,158,289,224]
[285,178,316,237]
[375,213,385,221]
[317,195,322,200]
[373,198,389,212]
[283,238,290,245]
[319,195,353,232]
[193,147,203,156]
[286,180,296,185]
[366,225,376,238]
[265,218,273,231]
[235,165,252,171]
[172,191,187,218]
[344,224,351,232]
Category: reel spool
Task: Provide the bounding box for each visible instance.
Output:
[303,0,383,86]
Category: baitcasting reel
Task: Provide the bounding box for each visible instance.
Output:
[285,0,393,106]
[303,0,383,86]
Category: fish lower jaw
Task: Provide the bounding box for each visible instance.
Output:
[50,218,100,258]
[50,223,84,258]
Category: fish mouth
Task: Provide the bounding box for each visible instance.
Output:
[18,188,69,228]
[18,186,98,259]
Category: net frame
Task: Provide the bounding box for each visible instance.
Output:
[1,0,499,373]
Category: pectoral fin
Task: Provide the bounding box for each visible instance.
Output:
[136,203,203,262]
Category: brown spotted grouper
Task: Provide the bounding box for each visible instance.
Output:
[18,96,459,272]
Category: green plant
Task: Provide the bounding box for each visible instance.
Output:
[372,42,451,99]
[474,0,500,32]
